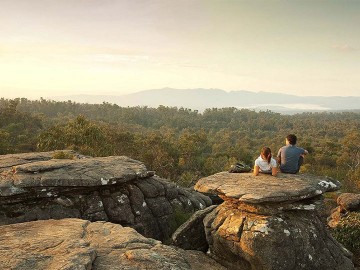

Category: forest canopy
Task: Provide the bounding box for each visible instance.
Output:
[1,98,359,191]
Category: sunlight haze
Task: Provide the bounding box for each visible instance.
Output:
[1,0,359,99]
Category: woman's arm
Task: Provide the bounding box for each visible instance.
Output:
[253,165,259,176]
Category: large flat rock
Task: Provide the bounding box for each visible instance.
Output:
[0,218,226,270]
[194,172,341,203]
[0,153,152,196]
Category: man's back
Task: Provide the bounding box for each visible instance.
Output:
[278,145,306,173]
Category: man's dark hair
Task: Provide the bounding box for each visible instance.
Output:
[286,134,297,145]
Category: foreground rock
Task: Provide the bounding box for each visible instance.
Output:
[0,218,226,270]
[0,151,211,241]
[194,172,354,270]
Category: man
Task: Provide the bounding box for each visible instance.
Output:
[277,134,308,174]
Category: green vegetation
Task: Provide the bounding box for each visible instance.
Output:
[0,99,42,154]
[168,205,193,236]
[332,212,360,251]
[1,97,359,190]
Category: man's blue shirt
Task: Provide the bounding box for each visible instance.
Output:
[277,145,306,173]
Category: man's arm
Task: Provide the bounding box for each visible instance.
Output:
[277,149,282,165]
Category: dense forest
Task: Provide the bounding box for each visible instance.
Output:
[1,98,359,191]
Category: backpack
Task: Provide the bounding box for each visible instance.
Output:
[228,163,251,173]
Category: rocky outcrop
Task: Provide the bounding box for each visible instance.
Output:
[0,218,226,270]
[194,172,355,270]
[0,151,211,241]
[337,193,360,212]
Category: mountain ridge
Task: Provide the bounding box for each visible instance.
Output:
[49,88,360,114]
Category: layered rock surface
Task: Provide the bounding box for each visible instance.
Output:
[195,171,340,203]
[0,151,211,241]
[194,172,355,270]
[0,218,226,270]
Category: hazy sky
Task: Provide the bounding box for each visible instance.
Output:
[1,0,359,99]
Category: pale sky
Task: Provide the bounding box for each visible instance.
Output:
[1,0,359,99]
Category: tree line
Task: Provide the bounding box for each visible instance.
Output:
[0,98,359,191]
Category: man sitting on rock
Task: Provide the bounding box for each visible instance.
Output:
[277,134,308,174]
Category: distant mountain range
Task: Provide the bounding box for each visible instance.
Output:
[49,88,360,114]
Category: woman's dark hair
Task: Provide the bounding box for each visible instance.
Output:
[261,147,272,164]
[286,134,297,145]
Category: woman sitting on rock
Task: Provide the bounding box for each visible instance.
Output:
[253,146,277,176]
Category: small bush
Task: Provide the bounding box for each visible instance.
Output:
[169,205,193,234]
[332,212,360,251]
[176,172,198,187]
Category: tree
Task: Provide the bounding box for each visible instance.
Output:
[38,115,111,156]
[0,99,42,153]
[337,130,360,191]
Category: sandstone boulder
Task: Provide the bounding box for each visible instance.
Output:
[195,172,354,270]
[338,193,360,212]
[0,218,226,270]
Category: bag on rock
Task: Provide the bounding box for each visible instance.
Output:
[228,163,251,173]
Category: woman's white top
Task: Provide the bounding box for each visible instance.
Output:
[254,156,277,172]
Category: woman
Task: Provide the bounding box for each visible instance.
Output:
[253,146,277,176]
